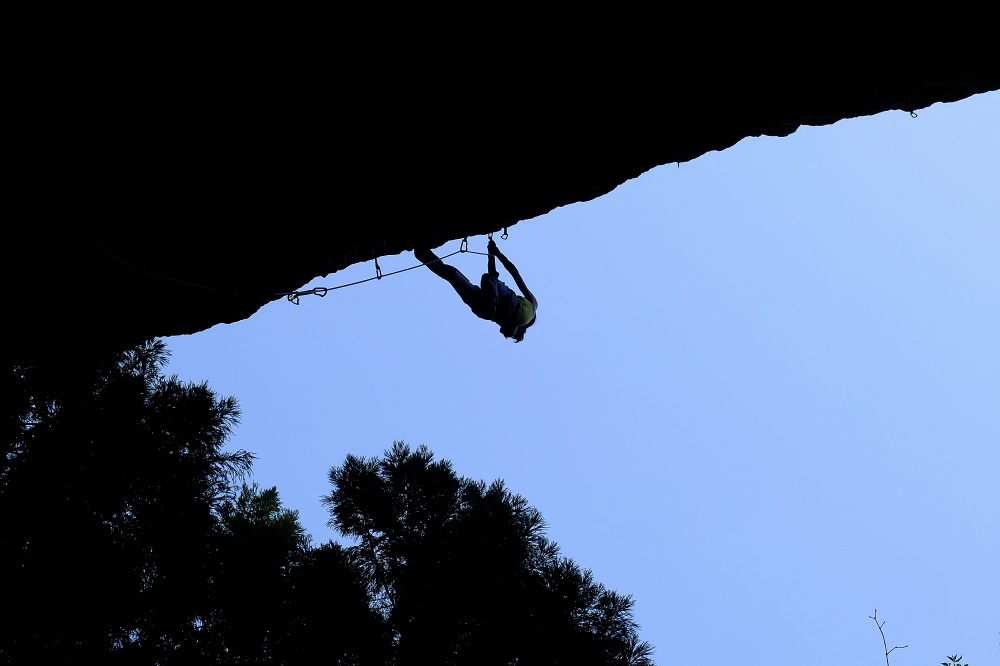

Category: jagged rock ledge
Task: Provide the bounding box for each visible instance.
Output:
[8,46,998,366]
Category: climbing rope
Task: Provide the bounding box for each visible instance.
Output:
[74,226,253,297]
[280,235,498,305]
[73,225,507,305]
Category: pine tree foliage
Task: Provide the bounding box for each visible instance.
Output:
[3,346,655,665]
[3,340,253,663]
[325,441,657,665]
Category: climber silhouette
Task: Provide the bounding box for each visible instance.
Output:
[414,239,537,342]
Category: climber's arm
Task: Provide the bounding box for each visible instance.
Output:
[489,241,537,309]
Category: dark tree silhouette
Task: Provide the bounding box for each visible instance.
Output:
[192,483,309,660]
[3,340,390,665]
[196,483,392,665]
[4,346,653,664]
[2,340,252,663]
[324,441,657,666]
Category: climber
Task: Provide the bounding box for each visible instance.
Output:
[414,239,537,342]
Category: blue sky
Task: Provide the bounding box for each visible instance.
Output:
[166,90,999,664]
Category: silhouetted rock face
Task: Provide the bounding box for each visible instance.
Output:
[8,47,999,365]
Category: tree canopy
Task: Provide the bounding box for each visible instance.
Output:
[4,340,253,662]
[3,342,655,664]
[325,442,656,665]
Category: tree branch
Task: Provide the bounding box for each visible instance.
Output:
[870,609,908,666]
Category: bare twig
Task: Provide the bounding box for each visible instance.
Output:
[870,609,908,666]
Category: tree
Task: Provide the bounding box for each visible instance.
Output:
[4,348,655,664]
[195,483,392,665]
[4,340,395,665]
[0,341,391,666]
[2,340,253,663]
[324,441,657,665]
